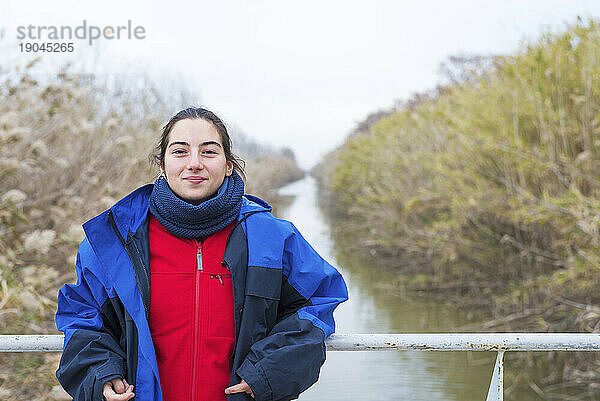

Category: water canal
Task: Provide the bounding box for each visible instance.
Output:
[277,175,541,401]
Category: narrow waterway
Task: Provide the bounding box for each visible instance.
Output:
[276,175,540,401]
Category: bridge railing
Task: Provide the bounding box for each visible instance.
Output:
[2,333,599,401]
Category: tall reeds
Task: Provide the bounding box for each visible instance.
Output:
[318,18,600,397]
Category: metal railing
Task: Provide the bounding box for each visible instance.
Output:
[2,333,599,401]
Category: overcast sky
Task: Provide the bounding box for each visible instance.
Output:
[2,0,600,169]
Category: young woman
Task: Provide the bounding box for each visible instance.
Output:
[55,107,348,401]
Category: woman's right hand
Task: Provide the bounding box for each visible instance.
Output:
[103,377,135,400]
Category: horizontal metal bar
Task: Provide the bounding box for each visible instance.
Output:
[325,333,600,351]
[1,333,600,352]
[0,335,64,352]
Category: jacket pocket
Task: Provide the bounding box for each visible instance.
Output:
[244,266,282,337]
[244,266,282,301]
[208,274,235,338]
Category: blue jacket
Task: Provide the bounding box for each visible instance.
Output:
[55,184,348,401]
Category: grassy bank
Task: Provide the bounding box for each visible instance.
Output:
[0,61,303,400]
[314,18,600,398]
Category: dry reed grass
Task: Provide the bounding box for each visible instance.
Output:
[316,18,600,399]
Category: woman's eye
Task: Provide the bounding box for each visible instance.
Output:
[173,149,186,155]
[202,150,217,155]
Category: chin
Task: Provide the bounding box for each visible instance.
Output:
[184,195,207,205]
[173,190,204,204]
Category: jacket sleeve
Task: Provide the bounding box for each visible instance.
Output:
[55,238,126,401]
[236,222,348,401]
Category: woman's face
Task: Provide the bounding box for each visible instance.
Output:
[161,118,233,205]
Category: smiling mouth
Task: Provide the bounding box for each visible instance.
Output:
[185,177,207,183]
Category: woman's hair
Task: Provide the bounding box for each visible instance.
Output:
[150,107,246,180]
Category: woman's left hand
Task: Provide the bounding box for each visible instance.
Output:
[225,379,255,398]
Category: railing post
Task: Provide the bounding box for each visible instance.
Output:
[486,350,505,401]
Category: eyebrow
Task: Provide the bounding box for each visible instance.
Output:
[168,140,222,149]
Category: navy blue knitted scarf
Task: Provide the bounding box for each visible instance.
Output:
[149,170,244,238]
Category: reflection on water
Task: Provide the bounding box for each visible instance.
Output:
[276,175,542,401]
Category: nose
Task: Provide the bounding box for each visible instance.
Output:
[187,151,204,170]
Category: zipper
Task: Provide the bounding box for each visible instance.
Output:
[191,238,203,400]
[210,273,232,286]
[196,241,203,271]
[210,274,224,285]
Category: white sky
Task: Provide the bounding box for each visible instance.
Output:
[2,0,600,169]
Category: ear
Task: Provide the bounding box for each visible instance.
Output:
[226,161,233,176]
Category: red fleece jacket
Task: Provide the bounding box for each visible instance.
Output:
[148,213,235,401]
